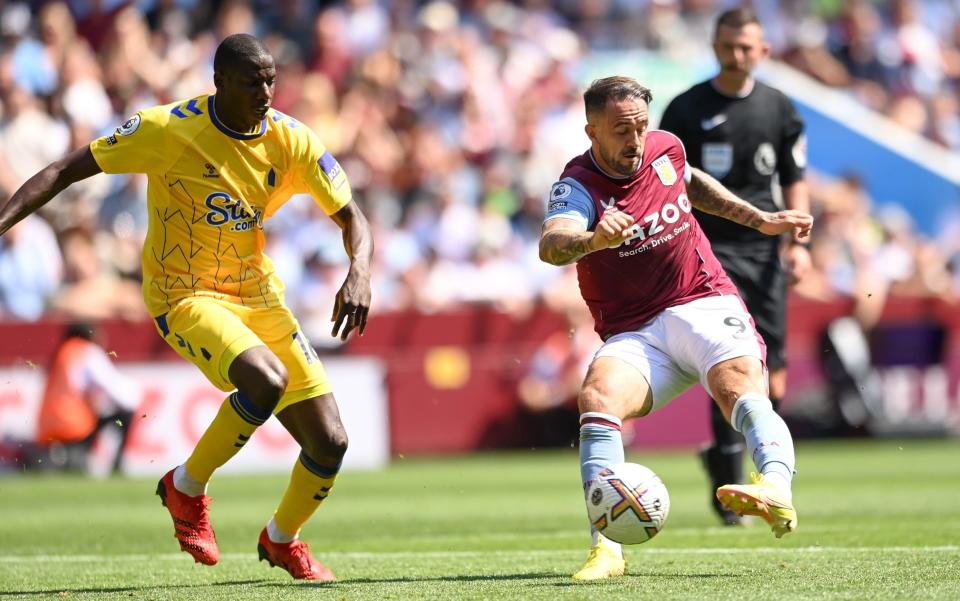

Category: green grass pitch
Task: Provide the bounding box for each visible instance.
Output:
[1,439,958,600]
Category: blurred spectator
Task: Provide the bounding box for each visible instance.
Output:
[0,216,63,320]
[832,1,886,91]
[2,2,58,97]
[516,297,597,448]
[49,225,146,321]
[343,0,390,57]
[35,322,142,474]
[879,0,944,97]
[929,90,960,149]
[74,0,127,53]
[798,173,889,328]
[0,0,957,329]
[308,7,355,92]
[0,76,70,197]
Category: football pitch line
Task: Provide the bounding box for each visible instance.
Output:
[1,546,956,564]
[409,521,960,541]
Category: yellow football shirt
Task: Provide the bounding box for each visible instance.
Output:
[90,94,352,316]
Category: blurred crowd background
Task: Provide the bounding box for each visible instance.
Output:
[1,0,960,346]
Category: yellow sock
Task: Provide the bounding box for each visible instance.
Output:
[184,391,269,483]
[273,452,340,537]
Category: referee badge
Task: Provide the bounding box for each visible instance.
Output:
[754,142,777,176]
[651,155,677,186]
[703,143,733,178]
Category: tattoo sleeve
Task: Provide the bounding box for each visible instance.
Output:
[539,225,596,266]
[687,167,766,230]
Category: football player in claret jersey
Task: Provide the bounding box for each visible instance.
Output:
[0,34,373,581]
[539,76,812,581]
[659,8,810,526]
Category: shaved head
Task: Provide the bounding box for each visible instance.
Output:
[214,33,270,74]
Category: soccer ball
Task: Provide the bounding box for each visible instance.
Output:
[585,462,670,544]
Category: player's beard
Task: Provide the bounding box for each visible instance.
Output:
[600,146,640,177]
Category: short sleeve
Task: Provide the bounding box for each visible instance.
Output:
[90,107,175,175]
[292,128,352,215]
[778,97,806,187]
[544,177,595,229]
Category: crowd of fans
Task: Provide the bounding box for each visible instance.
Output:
[0,0,959,343]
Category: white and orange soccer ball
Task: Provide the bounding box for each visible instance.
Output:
[585,463,670,544]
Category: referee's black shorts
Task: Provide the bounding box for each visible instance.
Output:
[713,243,787,371]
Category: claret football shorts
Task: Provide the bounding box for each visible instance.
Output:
[153,296,333,413]
[593,294,767,412]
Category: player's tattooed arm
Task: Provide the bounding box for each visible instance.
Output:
[687,167,813,240]
[686,167,765,229]
[539,220,596,265]
[539,212,636,265]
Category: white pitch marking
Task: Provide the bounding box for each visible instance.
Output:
[0,546,956,563]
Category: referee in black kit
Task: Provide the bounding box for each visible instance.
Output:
[659,7,811,525]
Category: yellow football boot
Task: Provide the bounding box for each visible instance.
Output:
[571,538,626,581]
[716,472,797,538]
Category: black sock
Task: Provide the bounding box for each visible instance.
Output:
[707,400,744,487]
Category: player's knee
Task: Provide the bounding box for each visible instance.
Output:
[712,396,737,423]
[245,364,288,414]
[231,348,290,412]
[304,424,348,465]
[265,364,289,398]
[707,357,765,406]
[578,383,621,418]
[326,426,349,460]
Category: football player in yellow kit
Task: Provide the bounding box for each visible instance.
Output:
[0,34,373,581]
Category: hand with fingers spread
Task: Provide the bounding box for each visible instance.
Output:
[331,267,371,341]
[758,209,813,242]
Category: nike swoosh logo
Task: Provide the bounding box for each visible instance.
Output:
[701,115,727,130]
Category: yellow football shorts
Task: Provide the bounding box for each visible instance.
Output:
[153,296,332,414]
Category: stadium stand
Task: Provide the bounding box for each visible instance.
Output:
[1,1,959,325]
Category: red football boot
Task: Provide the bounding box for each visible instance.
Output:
[257,528,336,581]
[155,468,219,565]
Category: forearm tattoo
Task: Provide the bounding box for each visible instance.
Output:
[540,230,595,266]
[688,168,765,230]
